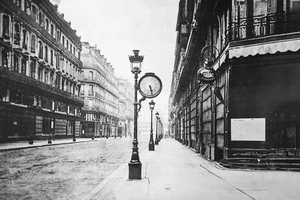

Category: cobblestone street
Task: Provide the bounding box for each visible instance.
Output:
[0,134,149,200]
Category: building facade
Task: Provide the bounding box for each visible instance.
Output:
[169,0,300,169]
[80,42,119,138]
[0,0,83,142]
[117,78,134,137]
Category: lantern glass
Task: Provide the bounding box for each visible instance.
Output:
[149,100,155,110]
[130,61,142,73]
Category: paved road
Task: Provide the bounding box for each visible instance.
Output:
[0,134,149,200]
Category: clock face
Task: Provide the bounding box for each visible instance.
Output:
[138,73,162,98]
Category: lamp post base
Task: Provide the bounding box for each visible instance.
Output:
[128,162,142,179]
[155,139,159,145]
[149,143,155,151]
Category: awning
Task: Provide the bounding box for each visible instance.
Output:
[229,38,300,59]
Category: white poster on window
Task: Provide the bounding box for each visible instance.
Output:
[231,118,266,141]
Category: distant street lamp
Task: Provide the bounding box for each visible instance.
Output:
[128,49,144,179]
[148,100,155,151]
[73,121,76,142]
[155,112,159,145]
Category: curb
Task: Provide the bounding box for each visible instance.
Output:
[0,139,97,152]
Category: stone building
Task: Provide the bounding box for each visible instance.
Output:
[0,0,83,141]
[169,0,300,169]
[117,78,134,137]
[80,42,119,138]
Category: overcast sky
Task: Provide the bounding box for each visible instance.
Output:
[57,0,178,122]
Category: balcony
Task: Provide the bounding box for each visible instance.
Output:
[229,12,300,59]
[0,68,83,106]
[231,12,300,41]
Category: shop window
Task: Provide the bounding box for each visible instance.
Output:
[31,34,36,53]
[21,58,27,75]
[41,96,52,110]
[42,117,51,135]
[14,23,20,45]
[2,15,10,40]
[10,89,22,104]
[57,101,67,112]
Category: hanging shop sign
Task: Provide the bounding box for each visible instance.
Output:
[197,66,216,84]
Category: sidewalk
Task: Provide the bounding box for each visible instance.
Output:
[0,137,97,151]
[84,138,300,200]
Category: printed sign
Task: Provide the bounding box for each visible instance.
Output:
[231,118,266,141]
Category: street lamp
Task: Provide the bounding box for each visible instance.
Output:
[149,100,155,151]
[159,120,163,141]
[128,49,144,179]
[155,112,159,145]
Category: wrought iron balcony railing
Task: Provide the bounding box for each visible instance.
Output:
[231,12,300,41]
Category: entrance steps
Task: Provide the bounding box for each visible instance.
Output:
[219,148,300,171]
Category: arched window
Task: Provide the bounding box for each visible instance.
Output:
[31,34,36,53]
[38,41,43,58]
[31,5,37,21]
[39,12,43,25]
[45,18,49,31]
[51,24,54,36]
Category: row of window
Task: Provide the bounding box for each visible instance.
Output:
[1,50,79,97]
[0,86,80,116]
[1,13,81,80]
[12,0,80,57]
[2,15,80,79]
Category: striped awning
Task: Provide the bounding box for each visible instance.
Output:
[229,38,300,59]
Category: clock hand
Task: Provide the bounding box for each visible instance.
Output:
[149,85,153,93]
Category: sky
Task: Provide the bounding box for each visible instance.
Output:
[57,0,179,123]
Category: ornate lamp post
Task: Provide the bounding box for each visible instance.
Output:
[155,112,159,145]
[128,49,144,179]
[148,100,155,151]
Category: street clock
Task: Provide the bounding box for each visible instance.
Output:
[138,72,162,99]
